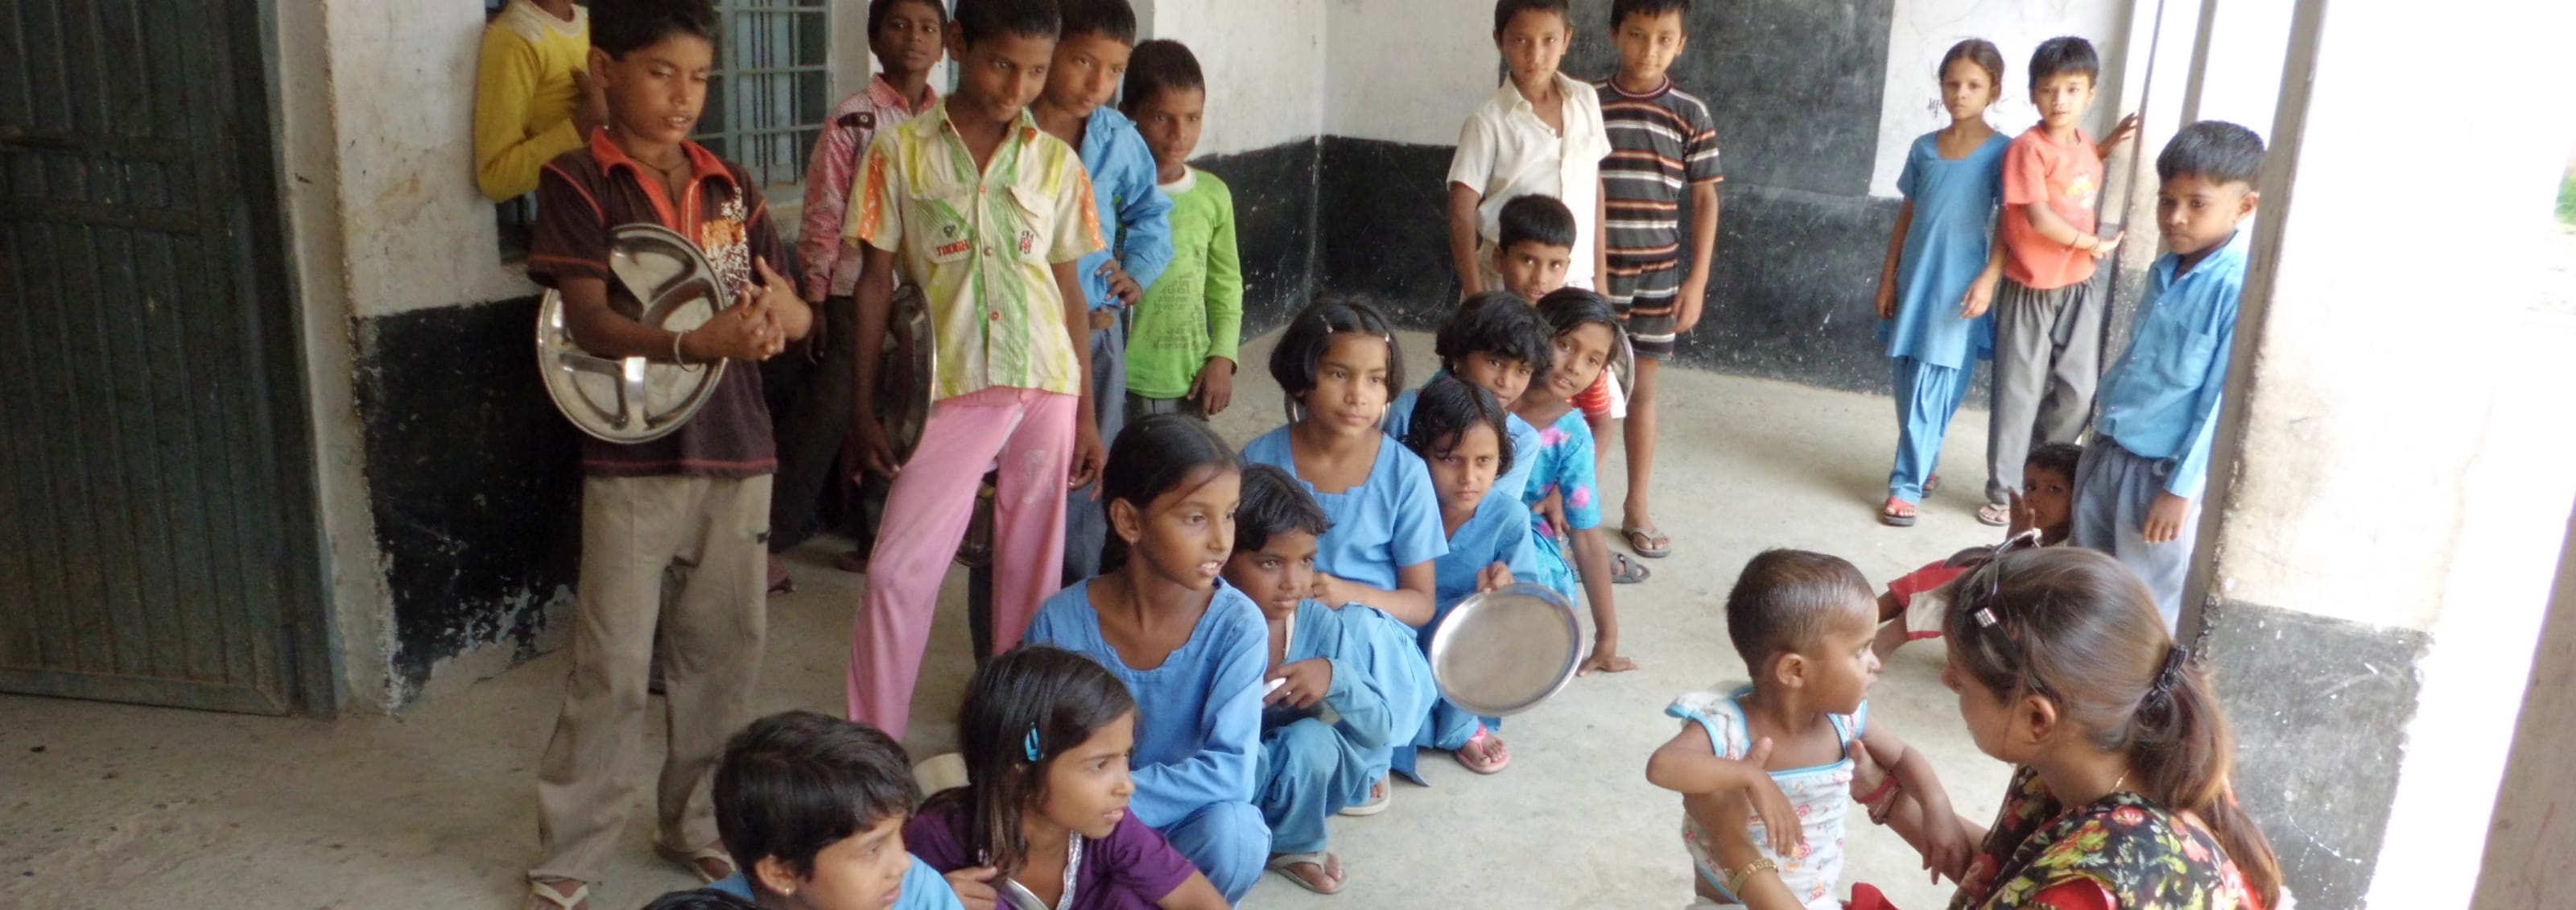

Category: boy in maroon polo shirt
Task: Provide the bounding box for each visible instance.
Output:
[520,1,812,907]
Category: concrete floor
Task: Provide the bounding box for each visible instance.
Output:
[0,329,2018,910]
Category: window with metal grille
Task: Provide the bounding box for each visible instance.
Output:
[699,0,831,192]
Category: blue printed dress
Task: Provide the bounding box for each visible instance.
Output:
[1521,410,1603,598]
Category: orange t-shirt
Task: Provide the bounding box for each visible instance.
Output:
[1998,126,2104,291]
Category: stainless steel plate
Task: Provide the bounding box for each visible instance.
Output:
[1425,582,1583,718]
[534,223,735,444]
[879,283,934,464]
[997,879,1049,910]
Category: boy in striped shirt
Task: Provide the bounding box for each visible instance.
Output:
[1595,0,1720,560]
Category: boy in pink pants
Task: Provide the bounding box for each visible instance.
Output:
[845,0,1108,740]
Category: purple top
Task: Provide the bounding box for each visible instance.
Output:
[905,800,1197,910]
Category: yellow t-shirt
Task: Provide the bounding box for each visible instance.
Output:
[473,0,589,201]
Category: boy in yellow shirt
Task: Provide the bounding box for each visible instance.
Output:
[475,0,607,201]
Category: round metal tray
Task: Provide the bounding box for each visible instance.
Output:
[534,223,735,443]
[878,283,934,464]
[1425,582,1583,718]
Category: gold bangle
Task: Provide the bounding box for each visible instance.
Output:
[1724,857,1778,896]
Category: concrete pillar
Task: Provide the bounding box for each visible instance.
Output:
[2186,1,2576,906]
[2472,507,2576,907]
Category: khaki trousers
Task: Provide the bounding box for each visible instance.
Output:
[530,474,770,885]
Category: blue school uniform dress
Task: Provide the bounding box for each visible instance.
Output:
[1879,130,2010,503]
[1391,489,1540,780]
[1521,411,1604,598]
[1258,598,1412,854]
[707,856,963,909]
[1063,106,1178,581]
[2075,229,2250,631]
[1022,579,1269,904]
[1384,380,1547,503]
[1240,425,1445,798]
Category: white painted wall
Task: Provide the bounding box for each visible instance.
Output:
[1146,0,1326,156]
[2187,0,2297,136]
[1870,0,2132,198]
[1323,0,1500,147]
[2202,0,2576,904]
[320,1,545,317]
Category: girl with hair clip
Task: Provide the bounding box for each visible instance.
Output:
[1393,375,1540,778]
[906,646,1228,910]
[1695,547,2282,910]
[1020,415,1270,904]
[1872,38,2016,529]
[1519,288,1637,680]
[1239,299,1446,813]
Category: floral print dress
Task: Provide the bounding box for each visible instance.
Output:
[1951,767,2267,910]
[1521,409,1602,599]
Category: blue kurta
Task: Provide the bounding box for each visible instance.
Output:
[1384,378,1546,503]
[1241,426,1451,594]
[1258,598,1408,854]
[1022,579,1269,903]
[1394,487,1542,780]
[1878,131,2009,368]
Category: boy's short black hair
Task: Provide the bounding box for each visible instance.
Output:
[1058,0,1138,44]
[713,711,921,888]
[642,890,762,910]
[2156,121,2266,188]
[952,0,1059,47]
[1723,549,1876,676]
[2025,441,2083,482]
[1403,375,1517,478]
[1122,39,1205,114]
[1494,0,1573,35]
[592,0,721,59]
[1234,464,1333,553]
[1269,299,1406,401]
[1497,194,1577,253]
[1610,0,1689,29]
[867,0,948,39]
[2027,36,2101,90]
[1437,292,1555,378]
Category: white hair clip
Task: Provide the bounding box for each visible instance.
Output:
[1973,607,2000,628]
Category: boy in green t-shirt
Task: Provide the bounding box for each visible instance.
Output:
[1120,39,1242,418]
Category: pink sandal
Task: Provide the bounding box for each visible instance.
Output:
[1454,727,1510,775]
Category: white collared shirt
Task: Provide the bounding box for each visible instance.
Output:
[1446,72,1612,290]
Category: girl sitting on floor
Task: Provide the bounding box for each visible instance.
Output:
[1239,300,1443,815]
[1393,375,1539,777]
[907,646,1229,910]
[1517,289,1641,676]
[1022,415,1269,904]
[1223,463,1432,895]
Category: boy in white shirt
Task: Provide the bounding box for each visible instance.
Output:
[1447,0,1611,299]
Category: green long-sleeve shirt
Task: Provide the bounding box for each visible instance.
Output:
[1125,168,1244,400]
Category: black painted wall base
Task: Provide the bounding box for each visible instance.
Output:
[353,298,582,699]
[2201,600,2428,908]
[1194,140,1320,339]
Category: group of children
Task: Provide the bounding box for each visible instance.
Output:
[484,0,2271,904]
[1870,34,2264,632]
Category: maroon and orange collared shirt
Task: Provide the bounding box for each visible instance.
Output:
[527,130,788,478]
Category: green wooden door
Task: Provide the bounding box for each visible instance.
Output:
[0,0,327,714]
